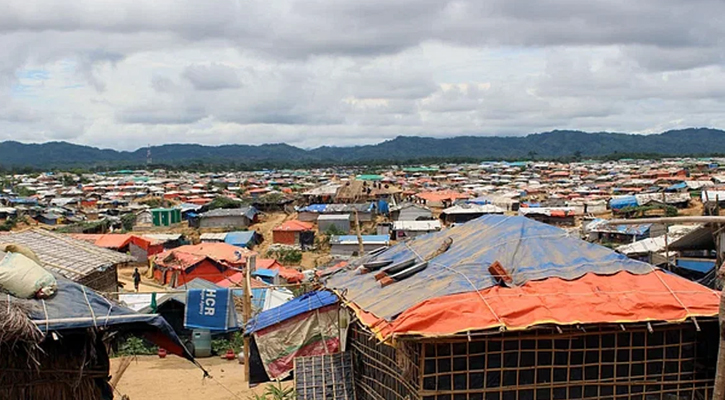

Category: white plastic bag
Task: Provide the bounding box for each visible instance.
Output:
[0,251,57,299]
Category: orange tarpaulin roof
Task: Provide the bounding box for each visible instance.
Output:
[415,190,470,203]
[346,270,719,341]
[274,220,314,232]
[94,234,134,249]
[153,243,253,269]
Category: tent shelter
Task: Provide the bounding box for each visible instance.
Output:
[325,215,720,400]
[245,291,343,384]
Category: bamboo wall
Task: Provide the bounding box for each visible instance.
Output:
[350,321,718,400]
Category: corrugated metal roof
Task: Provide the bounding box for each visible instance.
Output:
[442,204,505,215]
[200,232,228,241]
[201,207,258,219]
[330,235,390,245]
[392,220,442,231]
[142,233,182,242]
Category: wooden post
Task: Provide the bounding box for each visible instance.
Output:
[714,228,725,400]
[715,276,725,400]
[243,255,255,385]
[354,209,364,256]
[664,226,670,268]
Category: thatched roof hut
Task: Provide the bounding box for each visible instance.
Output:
[0,273,197,399]
[0,229,134,293]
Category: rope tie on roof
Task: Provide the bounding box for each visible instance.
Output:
[438,264,506,331]
[41,299,49,332]
[403,241,506,330]
[81,286,98,328]
[647,264,694,318]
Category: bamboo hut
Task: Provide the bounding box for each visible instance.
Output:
[0,273,198,399]
[0,229,135,293]
[325,215,721,400]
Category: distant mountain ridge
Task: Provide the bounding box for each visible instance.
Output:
[1,128,724,169]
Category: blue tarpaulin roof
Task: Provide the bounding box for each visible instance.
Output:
[298,204,329,213]
[676,259,715,273]
[586,218,652,236]
[325,215,654,321]
[666,182,688,192]
[7,197,37,205]
[246,291,338,334]
[225,231,258,248]
[253,269,279,278]
[466,197,491,205]
[610,195,638,209]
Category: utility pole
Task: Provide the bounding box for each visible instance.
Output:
[243,255,255,385]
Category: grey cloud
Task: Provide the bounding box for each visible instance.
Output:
[118,104,207,125]
[182,63,242,90]
[0,1,723,61]
[2,0,725,150]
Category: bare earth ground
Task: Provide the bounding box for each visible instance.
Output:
[111,355,277,400]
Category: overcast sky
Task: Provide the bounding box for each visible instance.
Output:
[1,0,724,150]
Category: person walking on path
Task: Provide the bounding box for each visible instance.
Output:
[132,267,141,292]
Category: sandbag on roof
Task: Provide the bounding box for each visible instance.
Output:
[326,215,654,321]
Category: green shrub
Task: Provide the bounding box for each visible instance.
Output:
[211,332,245,355]
[117,336,156,356]
[265,247,303,265]
[248,381,295,400]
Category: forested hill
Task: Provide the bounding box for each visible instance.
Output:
[1,128,724,169]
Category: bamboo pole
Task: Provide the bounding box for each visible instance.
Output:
[714,225,725,400]
[714,287,725,400]
[353,209,364,256]
[243,255,255,386]
[109,356,132,389]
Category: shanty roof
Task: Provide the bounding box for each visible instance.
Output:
[518,207,576,217]
[668,225,715,251]
[153,242,252,270]
[415,190,470,203]
[298,203,374,214]
[392,220,441,232]
[246,290,338,334]
[0,229,134,281]
[71,233,134,249]
[616,236,668,255]
[330,235,390,245]
[274,220,314,232]
[5,273,195,363]
[441,203,505,215]
[200,207,258,220]
[200,232,227,241]
[302,183,341,196]
[586,218,652,236]
[324,215,718,340]
[224,231,258,247]
[142,233,183,242]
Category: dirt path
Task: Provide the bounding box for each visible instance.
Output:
[251,212,294,255]
[111,355,279,400]
[117,265,167,292]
